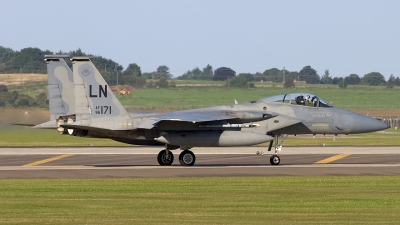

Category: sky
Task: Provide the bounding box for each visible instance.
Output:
[1,0,400,79]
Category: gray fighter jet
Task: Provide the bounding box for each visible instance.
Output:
[34,56,389,166]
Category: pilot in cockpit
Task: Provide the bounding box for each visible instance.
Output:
[304,95,311,106]
[295,95,305,105]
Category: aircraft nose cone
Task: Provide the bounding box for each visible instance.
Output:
[353,114,390,133]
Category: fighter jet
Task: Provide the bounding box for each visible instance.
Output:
[34,56,390,166]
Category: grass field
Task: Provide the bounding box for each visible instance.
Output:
[0,177,399,224]
[0,74,47,86]
[117,87,400,111]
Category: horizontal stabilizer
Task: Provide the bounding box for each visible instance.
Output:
[11,123,38,127]
[32,120,58,129]
[60,124,109,132]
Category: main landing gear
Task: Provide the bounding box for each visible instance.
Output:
[267,134,288,166]
[157,149,174,166]
[179,150,196,166]
[157,149,196,166]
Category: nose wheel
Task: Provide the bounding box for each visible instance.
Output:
[270,155,280,165]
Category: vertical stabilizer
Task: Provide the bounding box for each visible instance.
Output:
[71,57,130,122]
[45,56,75,121]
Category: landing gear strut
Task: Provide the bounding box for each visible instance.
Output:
[268,134,288,166]
[157,149,174,166]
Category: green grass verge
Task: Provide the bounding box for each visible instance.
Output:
[6,81,400,110]
[118,87,400,110]
[0,177,399,224]
[174,79,225,85]
[12,81,48,98]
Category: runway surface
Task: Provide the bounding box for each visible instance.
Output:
[0,146,399,179]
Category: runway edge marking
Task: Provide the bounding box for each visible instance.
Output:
[315,154,351,164]
[23,154,74,166]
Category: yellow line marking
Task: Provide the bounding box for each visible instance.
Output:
[315,154,351,164]
[23,154,74,166]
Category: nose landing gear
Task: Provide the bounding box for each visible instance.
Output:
[268,134,288,166]
[270,155,280,165]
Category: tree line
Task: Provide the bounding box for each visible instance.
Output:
[1,46,399,89]
[0,46,174,88]
[233,66,399,87]
[0,84,47,107]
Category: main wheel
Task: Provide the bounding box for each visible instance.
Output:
[270,155,280,165]
[157,150,174,166]
[179,150,196,166]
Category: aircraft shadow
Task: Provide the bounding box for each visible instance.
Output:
[90,164,155,167]
[88,163,308,167]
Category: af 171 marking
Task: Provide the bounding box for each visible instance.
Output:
[95,106,111,115]
[33,55,390,167]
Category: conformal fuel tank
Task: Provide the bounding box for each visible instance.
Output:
[154,131,274,147]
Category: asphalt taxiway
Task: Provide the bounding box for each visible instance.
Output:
[0,146,399,179]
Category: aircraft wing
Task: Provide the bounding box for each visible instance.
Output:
[137,111,239,129]
[51,111,238,132]
[59,110,300,132]
[265,114,303,132]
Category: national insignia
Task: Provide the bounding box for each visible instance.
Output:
[82,67,91,76]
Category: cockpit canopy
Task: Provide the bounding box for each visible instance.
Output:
[262,93,333,108]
